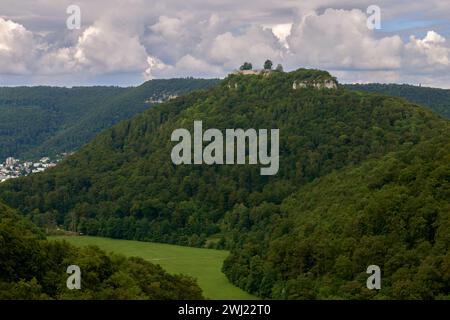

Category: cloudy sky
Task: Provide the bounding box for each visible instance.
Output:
[1,0,450,87]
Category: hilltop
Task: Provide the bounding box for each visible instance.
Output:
[1,68,449,299]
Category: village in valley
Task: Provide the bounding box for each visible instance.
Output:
[0,154,70,183]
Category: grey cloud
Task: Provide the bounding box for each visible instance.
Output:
[0,0,449,87]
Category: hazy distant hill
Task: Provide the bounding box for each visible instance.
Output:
[1,69,449,299]
[345,83,450,119]
[0,78,219,160]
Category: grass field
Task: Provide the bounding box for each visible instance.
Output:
[50,236,256,300]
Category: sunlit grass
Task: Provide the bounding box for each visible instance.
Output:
[50,235,257,300]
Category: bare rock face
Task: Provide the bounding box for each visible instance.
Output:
[322,79,339,89]
[293,79,338,90]
[234,70,262,75]
[233,69,273,76]
[292,81,308,90]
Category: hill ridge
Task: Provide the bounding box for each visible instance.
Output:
[1,67,449,299]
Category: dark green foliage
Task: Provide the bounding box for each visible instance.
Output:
[0,79,219,160]
[264,60,273,70]
[239,62,253,70]
[222,132,450,299]
[1,68,450,299]
[0,202,204,299]
[3,68,430,244]
[345,83,450,119]
[0,86,125,160]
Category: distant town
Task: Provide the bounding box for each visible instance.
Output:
[0,153,72,183]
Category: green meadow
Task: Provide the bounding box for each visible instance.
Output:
[50,236,256,300]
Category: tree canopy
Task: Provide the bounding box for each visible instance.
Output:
[1,68,449,299]
[0,79,219,160]
[345,83,450,120]
[239,62,253,70]
[0,201,204,299]
[264,60,273,70]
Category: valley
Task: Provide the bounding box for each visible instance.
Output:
[49,235,256,300]
[1,68,450,299]
[0,79,219,160]
[1,0,450,305]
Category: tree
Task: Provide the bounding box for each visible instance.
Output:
[264,60,273,70]
[239,62,253,71]
[275,64,284,72]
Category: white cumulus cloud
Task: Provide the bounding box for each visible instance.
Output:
[0,1,450,87]
[286,9,403,70]
[0,17,36,74]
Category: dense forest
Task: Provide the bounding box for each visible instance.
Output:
[0,201,203,299]
[1,68,449,299]
[223,129,450,299]
[0,78,219,160]
[345,83,450,119]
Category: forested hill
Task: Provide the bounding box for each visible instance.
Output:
[223,127,450,299]
[0,78,219,160]
[0,201,204,299]
[345,83,450,119]
[1,68,450,299]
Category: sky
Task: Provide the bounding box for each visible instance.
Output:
[0,0,450,88]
